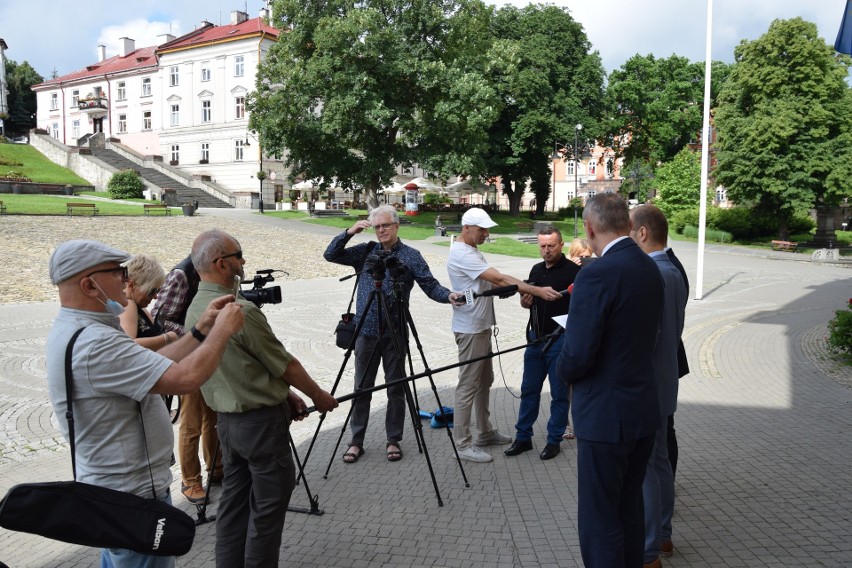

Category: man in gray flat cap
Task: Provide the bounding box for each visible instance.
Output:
[45,239,245,568]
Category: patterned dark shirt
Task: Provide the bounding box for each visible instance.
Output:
[324,231,451,337]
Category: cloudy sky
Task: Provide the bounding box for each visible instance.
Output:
[0,0,846,80]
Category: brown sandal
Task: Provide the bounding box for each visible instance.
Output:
[342,446,364,463]
[386,443,402,462]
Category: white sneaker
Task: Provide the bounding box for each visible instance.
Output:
[456,445,493,463]
[474,430,512,446]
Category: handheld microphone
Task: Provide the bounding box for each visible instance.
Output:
[559,284,575,297]
[463,284,519,305]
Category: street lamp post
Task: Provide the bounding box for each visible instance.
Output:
[256,170,266,213]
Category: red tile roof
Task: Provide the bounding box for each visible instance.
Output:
[158,17,280,54]
[34,46,158,89]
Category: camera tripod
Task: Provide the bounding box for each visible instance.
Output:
[301,267,467,506]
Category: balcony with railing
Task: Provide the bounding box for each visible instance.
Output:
[78,96,108,115]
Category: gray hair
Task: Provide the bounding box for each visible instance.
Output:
[123,254,166,294]
[191,229,239,272]
[583,193,629,234]
[368,205,399,224]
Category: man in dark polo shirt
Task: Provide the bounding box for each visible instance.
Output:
[185,229,338,567]
[505,226,580,460]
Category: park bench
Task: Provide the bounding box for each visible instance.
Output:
[516,221,534,232]
[66,203,99,216]
[770,240,798,252]
[312,209,350,218]
[0,201,6,215]
[143,203,171,216]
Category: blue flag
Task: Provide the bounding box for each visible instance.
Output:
[836,0,852,55]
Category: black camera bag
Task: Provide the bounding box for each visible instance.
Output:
[334,242,375,350]
[0,328,195,556]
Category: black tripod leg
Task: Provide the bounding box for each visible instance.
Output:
[401,380,444,506]
[194,437,220,525]
[402,304,470,487]
[287,435,324,515]
[323,403,356,479]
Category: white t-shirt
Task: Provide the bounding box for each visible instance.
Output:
[447,241,495,334]
[46,307,174,497]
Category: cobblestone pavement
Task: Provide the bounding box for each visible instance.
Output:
[0,210,850,567]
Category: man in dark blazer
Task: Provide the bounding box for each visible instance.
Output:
[556,193,664,568]
[664,247,689,483]
[630,205,688,567]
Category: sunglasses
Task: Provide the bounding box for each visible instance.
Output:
[373,223,398,231]
[87,266,129,281]
[215,250,243,262]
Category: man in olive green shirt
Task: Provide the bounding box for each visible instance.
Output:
[185,229,338,568]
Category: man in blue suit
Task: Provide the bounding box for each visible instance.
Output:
[630,205,687,568]
[556,193,664,568]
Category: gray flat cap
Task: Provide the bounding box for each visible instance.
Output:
[49,240,131,285]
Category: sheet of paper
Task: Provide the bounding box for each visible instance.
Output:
[552,314,568,329]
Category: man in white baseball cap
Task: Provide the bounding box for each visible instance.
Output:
[446,209,563,463]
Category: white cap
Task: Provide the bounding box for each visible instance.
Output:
[461,208,497,228]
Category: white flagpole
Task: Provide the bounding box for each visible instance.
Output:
[695,0,713,300]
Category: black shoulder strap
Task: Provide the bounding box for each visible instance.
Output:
[64,327,87,480]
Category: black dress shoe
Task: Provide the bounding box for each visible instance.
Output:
[540,444,561,460]
[504,439,533,456]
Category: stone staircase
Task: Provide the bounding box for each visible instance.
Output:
[89,148,231,208]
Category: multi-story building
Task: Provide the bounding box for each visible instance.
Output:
[32,9,284,204]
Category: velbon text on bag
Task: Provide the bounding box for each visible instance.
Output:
[0,481,195,556]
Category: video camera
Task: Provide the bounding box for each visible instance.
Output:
[240,269,285,308]
[363,249,407,281]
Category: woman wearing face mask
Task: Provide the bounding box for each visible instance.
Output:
[118,254,178,351]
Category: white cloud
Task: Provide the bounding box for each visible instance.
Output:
[95,18,183,60]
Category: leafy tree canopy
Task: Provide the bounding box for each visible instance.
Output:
[606,54,729,194]
[250,0,497,207]
[483,4,605,216]
[653,147,711,218]
[713,17,852,239]
[5,60,42,133]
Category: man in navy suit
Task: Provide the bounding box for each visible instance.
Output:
[556,193,664,568]
[664,246,689,485]
[630,205,687,568]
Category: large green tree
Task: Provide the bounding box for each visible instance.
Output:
[484,4,605,216]
[606,55,729,201]
[714,17,852,240]
[250,0,497,208]
[654,147,711,218]
[5,60,42,134]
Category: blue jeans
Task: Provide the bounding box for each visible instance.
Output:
[515,333,569,446]
[100,491,176,568]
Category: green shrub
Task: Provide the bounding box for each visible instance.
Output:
[682,225,732,243]
[670,208,699,234]
[713,207,753,240]
[423,192,450,205]
[107,169,145,200]
[827,299,852,360]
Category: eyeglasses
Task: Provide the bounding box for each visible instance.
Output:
[86,266,129,282]
[215,250,243,262]
[373,223,398,231]
[147,287,161,299]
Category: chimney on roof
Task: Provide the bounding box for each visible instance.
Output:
[259,8,269,21]
[231,10,248,25]
[98,45,106,61]
[119,37,135,57]
[199,20,213,28]
[157,33,175,45]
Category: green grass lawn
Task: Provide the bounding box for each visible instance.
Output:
[0,142,91,185]
[0,194,175,216]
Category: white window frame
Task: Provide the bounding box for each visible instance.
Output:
[201,63,211,82]
[141,77,151,97]
[201,100,212,123]
[52,123,59,138]
[234,55,244,77]
[50,93,58,110]
[234,139,245,161]
[566,161,574,176]
[170,104,180,127]
[117,114,127,133]
[170,144,180,163]
[71,90,80,107]
[143,110,152,130]
[588,160,596,176]
[72,120,80,138]
[201,142,210,162]
[235,96,245,119]
[169,66,179,87]
[116,81,126,101]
